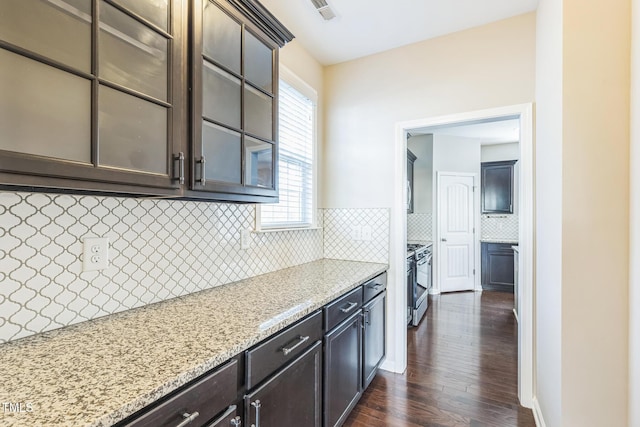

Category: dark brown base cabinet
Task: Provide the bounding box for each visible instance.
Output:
[363,290,386,389]
[117,272,388,427]
[245,342,322,427]
[324,312,363,427]
[481,242,515,292]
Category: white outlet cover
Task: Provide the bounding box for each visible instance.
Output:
[240,229,251,250]
[83,237,109,272]
[361,225,372,241]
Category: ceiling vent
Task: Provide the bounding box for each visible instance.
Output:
[310,0,336,21]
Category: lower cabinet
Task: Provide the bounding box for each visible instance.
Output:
[323,311,362,427]
[481,242,516,292]
[245,341,323,427]
[117,272,388,427]
[363,290,386,389]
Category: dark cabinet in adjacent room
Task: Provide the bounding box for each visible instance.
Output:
[481,160,517,214]
[407,149,417,213]
[481,242,515,292]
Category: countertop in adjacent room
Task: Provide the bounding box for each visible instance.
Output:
[0,259,388,427]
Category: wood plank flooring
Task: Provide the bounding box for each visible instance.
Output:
[344,291,536,427]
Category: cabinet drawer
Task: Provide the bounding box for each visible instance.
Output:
[362,273,387,304]
[324,287,363,331]
[122,358,238,427]
[246,310,322,389]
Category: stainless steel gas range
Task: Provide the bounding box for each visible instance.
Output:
[407,243,432,327]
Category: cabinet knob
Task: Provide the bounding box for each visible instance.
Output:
[230,416,242,426]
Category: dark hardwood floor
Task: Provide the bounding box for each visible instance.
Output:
[345,291,536,427]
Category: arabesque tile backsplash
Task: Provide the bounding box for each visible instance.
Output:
[0,192,389,343]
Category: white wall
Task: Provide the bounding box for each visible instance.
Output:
[631,1,640,424]
[561,0,630,425]
[534,0,563,424]
[536,0,631,425]
[408,134,433,213]
[481,142,520,215]
[323,12,536,373]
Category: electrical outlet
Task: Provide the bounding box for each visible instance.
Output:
[83,237,109,272]
[361,225,372,241]
[240,229,251,250]
[351,225,362,241]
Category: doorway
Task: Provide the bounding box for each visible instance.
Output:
[392,104,534,408]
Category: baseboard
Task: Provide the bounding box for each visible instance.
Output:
[532,397,547,427]
[513,308,519,323]
[380,358,405,374]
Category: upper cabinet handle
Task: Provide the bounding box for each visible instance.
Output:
[174,152,185,185]
[198,155,206,186]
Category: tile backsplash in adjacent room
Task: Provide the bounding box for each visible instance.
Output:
[0,192,324,343]
[0,193,390,343]
[481,214,519,241]
[407,213,432,242]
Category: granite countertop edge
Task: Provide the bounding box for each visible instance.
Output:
[480,238,519,244]
[0,259,388,427]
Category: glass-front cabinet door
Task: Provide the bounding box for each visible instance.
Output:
[191,0,279,202]
[0,0,184,195]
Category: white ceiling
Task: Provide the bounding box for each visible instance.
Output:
[261,0,538,65]
[412,118,520,145]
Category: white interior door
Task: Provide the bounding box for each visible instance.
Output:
[437,173,476,293]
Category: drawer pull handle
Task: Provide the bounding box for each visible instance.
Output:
[340,301,358,314]
[210,405,238,426]
[175,411,199,427]
[281,335,310,356]
[251,400,261,427]
[368,283,383,290]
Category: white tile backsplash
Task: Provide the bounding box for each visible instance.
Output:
[0,192,391,344]
[0,192,324,343]
[323,208,390,264]
[481,214,519,241]
[407,213,432,242]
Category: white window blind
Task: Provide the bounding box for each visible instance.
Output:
[260,78,315,229]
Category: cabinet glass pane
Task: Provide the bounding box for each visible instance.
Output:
[244,85,273,140]
[98,86,167,174]
[0,0,91,72]
[202,0,240,74]
[245,32,273,93]
[245,137,273,188]
[203,61,241,128]
[202,122,241,184]
[111,0,168,31]
[0,48,91,163]
[99,1,168,101]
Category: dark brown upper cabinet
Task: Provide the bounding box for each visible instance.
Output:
[407,149,416,213]
[481,160,517,214]
[0,0,185,196]
[0,0,293,203]
[188,0,291,202]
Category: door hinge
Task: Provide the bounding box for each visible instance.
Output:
[473,269,476,275]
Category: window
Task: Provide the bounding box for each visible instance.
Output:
[258,68,316,229]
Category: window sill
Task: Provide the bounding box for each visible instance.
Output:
[253,226,322,233]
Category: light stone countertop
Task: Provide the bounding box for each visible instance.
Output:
[480,238,519,244]
[0,259,388,427]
